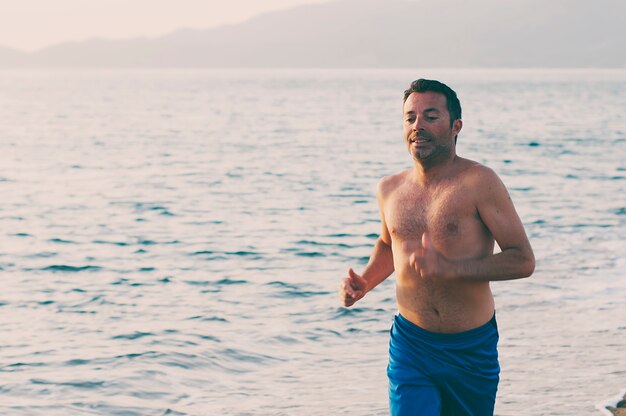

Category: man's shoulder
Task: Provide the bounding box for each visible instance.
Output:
[455,158,508,200]
[377,169,410,196]
[455,158,500,183]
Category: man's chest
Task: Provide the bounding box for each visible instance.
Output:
[384,186,475,243]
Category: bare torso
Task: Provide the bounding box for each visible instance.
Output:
[381,158,496,333]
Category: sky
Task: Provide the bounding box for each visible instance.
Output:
[0,0,330,51]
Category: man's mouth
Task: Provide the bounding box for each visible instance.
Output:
[410,136,430,143]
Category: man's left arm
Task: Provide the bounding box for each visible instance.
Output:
[455,166,534,281]
[417,167,535,282]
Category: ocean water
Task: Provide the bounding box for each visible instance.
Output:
[0,68,624,416]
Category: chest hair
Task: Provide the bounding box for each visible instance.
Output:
[387,185,461,242]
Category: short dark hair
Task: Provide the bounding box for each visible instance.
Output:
[403,79,462,126]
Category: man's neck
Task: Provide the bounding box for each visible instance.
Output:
[411,153,458,186]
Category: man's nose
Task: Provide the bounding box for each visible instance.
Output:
[412,117,424,131]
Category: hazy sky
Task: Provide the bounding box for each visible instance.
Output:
[0,0,330,51]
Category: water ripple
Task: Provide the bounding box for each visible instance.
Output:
[0,68,623,416]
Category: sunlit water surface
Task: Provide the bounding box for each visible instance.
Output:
[0,68,624,415]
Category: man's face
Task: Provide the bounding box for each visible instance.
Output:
[403,91,461,163]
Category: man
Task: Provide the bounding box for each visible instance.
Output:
[338,79,535,416]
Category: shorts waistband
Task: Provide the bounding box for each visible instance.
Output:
[394,312,497,343]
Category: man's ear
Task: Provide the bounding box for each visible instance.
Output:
[452,119,463,137]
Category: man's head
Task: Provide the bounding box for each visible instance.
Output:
[403,79,462,144]
[402,79,463,165]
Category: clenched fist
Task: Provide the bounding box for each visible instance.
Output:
[339,268,368,307]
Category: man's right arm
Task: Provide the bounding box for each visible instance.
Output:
[360,236,394,292]
[339,179,395,307]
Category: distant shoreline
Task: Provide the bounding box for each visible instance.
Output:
[0,66,625,71]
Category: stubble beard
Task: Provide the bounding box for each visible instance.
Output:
[408,138,452,167]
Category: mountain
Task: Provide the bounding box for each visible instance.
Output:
[1,0,624,68]
[0,45,28,66]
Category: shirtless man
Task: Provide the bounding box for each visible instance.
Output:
[339,79,535,416]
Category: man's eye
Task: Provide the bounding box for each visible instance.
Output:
[406,118,415,123]
[427,116,438,121]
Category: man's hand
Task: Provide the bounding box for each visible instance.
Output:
[408,232,455,280]
[339,268,368,307]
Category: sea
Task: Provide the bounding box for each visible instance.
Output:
[0,68,624,416]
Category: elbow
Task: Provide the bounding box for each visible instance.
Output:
[521,252,535,278]
[378,236,392,249]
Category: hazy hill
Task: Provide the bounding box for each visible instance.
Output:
[0,46,28,65]
[1,0,624,67]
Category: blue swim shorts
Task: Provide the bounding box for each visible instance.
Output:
[387,313,500,416]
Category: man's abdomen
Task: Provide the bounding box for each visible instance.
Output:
[395,271,495,333]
